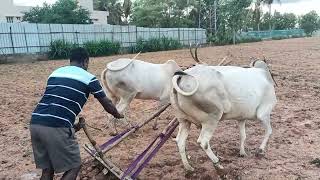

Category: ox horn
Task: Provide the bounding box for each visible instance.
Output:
[189,43,203,64]
[189,43,196,62]
[194,43,202,63]
[133,51,141,59]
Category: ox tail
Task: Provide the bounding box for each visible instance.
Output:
[252,60,278,87]
[101,68,117,103]
[172,71,199,96]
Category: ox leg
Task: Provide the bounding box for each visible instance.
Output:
[152,101,167,130]
[239,120,247,157]
[109,92,136,136]
[197,121,227,177]
[257,114,272,155]
[175,119,193,171]
[256,105,273,156]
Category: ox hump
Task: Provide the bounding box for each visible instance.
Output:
[107,58,134,71]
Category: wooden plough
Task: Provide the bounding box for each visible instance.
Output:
[79,103,176,180]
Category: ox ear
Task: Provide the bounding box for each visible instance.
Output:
[212,71,231,113]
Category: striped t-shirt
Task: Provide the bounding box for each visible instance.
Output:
[31,66,106,128]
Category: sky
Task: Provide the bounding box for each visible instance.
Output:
[14,0,320,16]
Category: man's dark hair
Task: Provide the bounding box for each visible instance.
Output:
[70,47,89,64]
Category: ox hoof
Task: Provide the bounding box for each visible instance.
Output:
[184,163,195,172]
[185,166,195,174]
[109,132,118,136]
[239,152,248,157]
[215,166,228,180]
[255,149,265,157]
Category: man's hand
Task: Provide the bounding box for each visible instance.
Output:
[97,97,124,119]
[74,123,82,132]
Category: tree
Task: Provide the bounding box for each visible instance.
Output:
[219,0,252,44]
[253,0,263,30]
[299,11,320,36]
[123,0,132,24]
[23,0,91,24]
[95,0,123,25]
[131,0,194,28]
[260,12,273,30]
[273,12,297,30]
[262,0,281,31]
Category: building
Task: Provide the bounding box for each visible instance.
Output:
[0,0,109,24]
[77,0,109,24]
[0,0,31,23]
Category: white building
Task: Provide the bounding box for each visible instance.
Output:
[0,0,31,23]
[0,0,109,24]
[77,0,109,24]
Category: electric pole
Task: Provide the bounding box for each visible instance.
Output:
[198,0,201,28]
[214,0,217,35]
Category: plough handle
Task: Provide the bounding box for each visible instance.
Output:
[79,117,103,156]
[139,103,171,128]
[100,103,171,154]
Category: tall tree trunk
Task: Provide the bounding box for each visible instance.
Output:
[269,4,272,37]
[198,0,201,28]
[233,29,236,45]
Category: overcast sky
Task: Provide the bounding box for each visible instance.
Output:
[14,0,320,15]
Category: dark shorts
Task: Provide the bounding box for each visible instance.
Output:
[30,124,81,173]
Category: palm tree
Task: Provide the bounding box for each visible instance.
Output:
[261,0,281,33]
[123,0,132,24]
[253,0,262,31]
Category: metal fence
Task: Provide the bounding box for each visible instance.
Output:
[313,30,320,37]
[239,29,305,39]
[0,23,207,55]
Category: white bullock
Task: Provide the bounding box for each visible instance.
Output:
[101,58,181,134]
[170,61,277,176]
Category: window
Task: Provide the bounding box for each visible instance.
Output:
[6,16,14,23]
[16,17,21,21]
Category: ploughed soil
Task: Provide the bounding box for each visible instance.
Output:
[1,37,320,180]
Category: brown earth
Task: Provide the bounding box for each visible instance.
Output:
[0,37,320,180]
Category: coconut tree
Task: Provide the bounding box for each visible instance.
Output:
[262,0,281,32]
[123,0,132,24]
[253,0,262,30]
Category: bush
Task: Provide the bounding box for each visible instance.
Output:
[208,34,262,45]
[48,40,78,59]
[291,34,304,38]
[83,40,120,57]
[271,36,289,40]
[83,41,101,57]
[207,34,233,45]
[134,37,182,53]
[237,37,262,43]
[48,39,120,59]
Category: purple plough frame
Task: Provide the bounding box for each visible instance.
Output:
[85,116,179,179]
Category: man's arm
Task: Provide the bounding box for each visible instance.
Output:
[88,77,123,118]
[97,96,124,119]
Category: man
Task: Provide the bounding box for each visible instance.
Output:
[30,47,123,180]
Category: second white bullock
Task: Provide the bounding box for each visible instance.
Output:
[101,58,181,134]
[170,61,277,175]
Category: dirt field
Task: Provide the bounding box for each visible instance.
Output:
[1,37,320,180]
